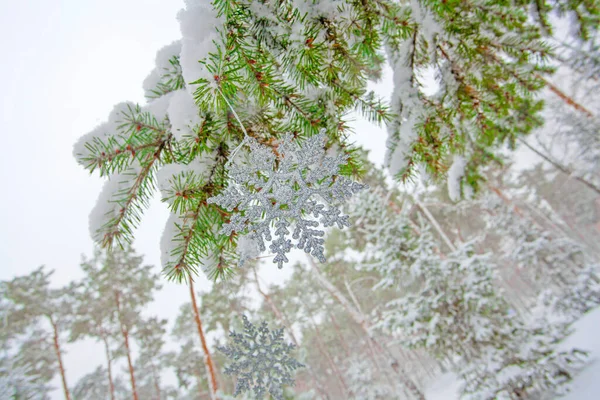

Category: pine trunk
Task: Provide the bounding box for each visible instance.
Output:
[50,318,71,400]
[101,333,116,400]
[188,278,219,400]
[152,364,162,400]
[115,292,139,400]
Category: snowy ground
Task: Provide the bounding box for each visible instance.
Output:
[425,307,600,400]
[561,307,600,400]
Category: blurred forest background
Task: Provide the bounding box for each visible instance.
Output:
[1,0,600,399]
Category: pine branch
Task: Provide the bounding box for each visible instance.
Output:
[163,148,232,282]
[99,152,161,249]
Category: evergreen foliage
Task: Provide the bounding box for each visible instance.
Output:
[1,267,77,400]
[72,365,129,400]
[71,0,599,280]
[3,0,600,399]
[0,360,49,400]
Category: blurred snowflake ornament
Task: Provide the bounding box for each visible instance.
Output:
[217,315,304,400]
[208,132,366,268]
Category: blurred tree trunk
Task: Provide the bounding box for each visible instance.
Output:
[115,292,138,400]
[189,278,219,400]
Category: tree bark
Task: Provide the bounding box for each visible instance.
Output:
[50,318,71,400]
[188,278,219,400]
[101,333,116,400]
[115,292,139,400]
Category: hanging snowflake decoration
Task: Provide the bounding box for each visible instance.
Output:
[207,132,366,268]
[217,315,304,400]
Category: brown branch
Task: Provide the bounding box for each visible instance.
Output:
[482,46,595,119]
[114,292,138,400]
[537,74,595,118]
[189,278,219,400]
[50,317,71,400]
[102,137,168,247]
[95,139,167,166]
[101,333,116,400]
[271,86,318,125]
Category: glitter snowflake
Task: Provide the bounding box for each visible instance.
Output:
[217,315,304,400]
[207,132,366,268]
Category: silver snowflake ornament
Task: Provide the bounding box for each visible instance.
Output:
[217,315,304,400]
[207,132,366,268]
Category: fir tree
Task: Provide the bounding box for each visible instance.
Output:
[0,359,50,400]
[479,192,600,319]
[343,355,399,400]
[169,340,210,399]
[1,267,77,400]
[71,251,124,400]
[71,0,584,280]
[133,317,177,400]
[75,246,162,400]
[72,365,129,400]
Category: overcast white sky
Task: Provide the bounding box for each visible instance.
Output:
[0,1,392,397]
[0,0,185,396]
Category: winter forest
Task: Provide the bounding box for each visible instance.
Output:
[1,0,600,399]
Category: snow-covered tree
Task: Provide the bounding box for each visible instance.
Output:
[169,340,211,399]
[71,0,590,281]
[72,365,129,400]
[0,359,49,400]
[371,238,513,368]
[133,317,177,400]
[479,192,600,319]
[71,251,125,400]
[345,188,438,289]
[370,234,587,398]
[343,355,400,400]
[75,246,162,400]
[1,267,77,400]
